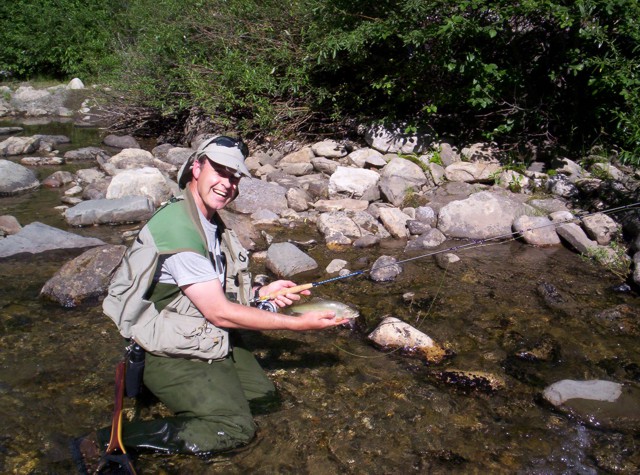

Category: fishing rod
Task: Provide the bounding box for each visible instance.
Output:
[254,201,640,303]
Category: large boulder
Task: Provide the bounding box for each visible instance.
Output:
[64,196,155,226]
[105,167,173,207]
[328,166,380,199]
[265,242,318,277]
[39,245,127,307]
[228,178,288,214]
[437,191,531,240]
[0,159,40,195]
[0,136,41,156]
[0,222,104,258]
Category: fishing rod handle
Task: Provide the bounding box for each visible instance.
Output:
[259,283,314,301]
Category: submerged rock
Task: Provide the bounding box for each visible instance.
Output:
[542,379,640,432]
[0,222,104,258]
[432,369,506,394]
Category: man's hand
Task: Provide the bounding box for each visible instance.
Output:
[258,280,311,308]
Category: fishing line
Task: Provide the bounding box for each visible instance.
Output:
[256,201,640,302]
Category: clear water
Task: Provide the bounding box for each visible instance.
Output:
[1,120,639,474]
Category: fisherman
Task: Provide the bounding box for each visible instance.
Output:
[72,135,344,472]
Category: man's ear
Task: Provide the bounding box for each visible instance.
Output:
[191,159,202,180]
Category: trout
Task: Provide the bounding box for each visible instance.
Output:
[285,298,359,320]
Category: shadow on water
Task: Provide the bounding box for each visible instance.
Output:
[1,119,639,473]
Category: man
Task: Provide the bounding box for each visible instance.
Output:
[73,136,344,472]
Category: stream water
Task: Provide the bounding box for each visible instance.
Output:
[1,119,639,474]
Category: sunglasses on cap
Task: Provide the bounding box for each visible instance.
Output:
[197,135,249,160]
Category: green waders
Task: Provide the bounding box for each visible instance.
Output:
[97,337,277,455]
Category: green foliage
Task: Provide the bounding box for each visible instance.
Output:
[0,0,122,79]
[305,0,640,160]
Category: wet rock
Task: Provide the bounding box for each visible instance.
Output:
[0,222,104,258]
[39,244,127,307]
[542,379,640,432]
[326,259,347,274]
[370,255,402,282]
[536,281,572,314]
[103,134,140,149]
[0,127,23,135]
[34,134,70,147]
[405,228,447,252]
[367,316,446,363]
[514,334,559,362]
[64,196,155,226]
[432,369,506,394]
[593,304,640,336]
[265,242,318,277]
[0,159,40,195]
[353,235,380,248]
[435,252,460,269]
[75,168,106,185]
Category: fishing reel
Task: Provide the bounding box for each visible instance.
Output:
[255,299,278,313]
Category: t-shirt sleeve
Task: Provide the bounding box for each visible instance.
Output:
[161,251,220,287]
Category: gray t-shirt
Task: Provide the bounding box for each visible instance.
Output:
[154,209,226,287]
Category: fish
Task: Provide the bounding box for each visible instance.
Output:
[285,298,359,320]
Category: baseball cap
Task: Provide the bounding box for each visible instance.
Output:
[178,135,250,189]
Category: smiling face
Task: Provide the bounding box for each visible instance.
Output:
[188,157,241,219]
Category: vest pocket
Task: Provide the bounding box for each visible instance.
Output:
[133,310,229,361]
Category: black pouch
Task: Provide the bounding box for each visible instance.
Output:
[125,342,145,398]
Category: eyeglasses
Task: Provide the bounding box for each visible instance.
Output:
[198,135,249,160]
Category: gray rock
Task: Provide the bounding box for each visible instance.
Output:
[64,196,155,226]
[329,166,380,199]
[0,136,41,156]
[444,161,501,183]
[34,134,70,146]
[347,148,384,167]
[106,167,173,207]
[286,187,310,212]
[0,215,22,236]
[229,178,288,214]
[438,191,530,240]
[313,198,368,213]
[0,127,23,135]
[581,213,620,245]
[279,162,314,176]
[407,220,431,235]
[364,124,426,154]
[528,198,569,214]
[381,157,428,188]
[0,222,105,258]
[163,147,193,167]
[265,242,318,277]
[317,210,390,243]
[435,252,460,269]
[64,146,108,161]
[513,215,561,246]
[39,245,127,307]
[310,157,339,175]
[0,159,40,195]
[311,139,347,158]
[556,222,598,254]
[103,134,140,149]
[405,228,447,251]
[108,148,155,171]
[379,175,413,207]
[370,255,402,282]
[438,142,461,167]
[41,171,75,188]
[75,168,106,185]
[415,206,437,227]
[20,156,64,166]
[378,207,411,238]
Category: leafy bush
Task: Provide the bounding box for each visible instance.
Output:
[0,0,122,79]
[305,0,640,162]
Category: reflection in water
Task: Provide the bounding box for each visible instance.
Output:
[1,120,639,473]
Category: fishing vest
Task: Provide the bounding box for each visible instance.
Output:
[102,187,252,362]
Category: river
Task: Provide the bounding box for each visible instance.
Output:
[1,118,639,474]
